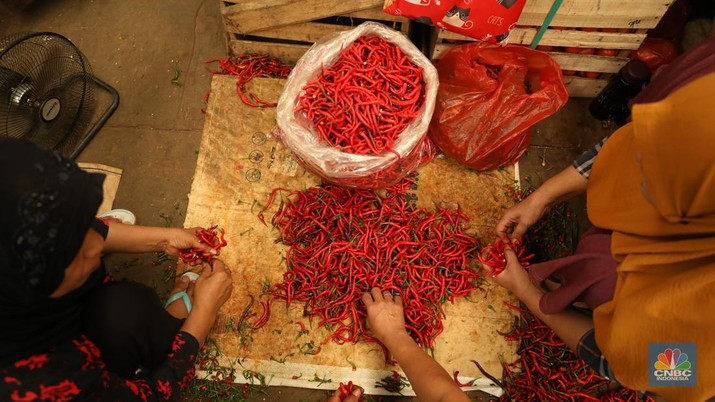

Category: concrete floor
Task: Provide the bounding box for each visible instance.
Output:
[1,0,226,287]
[0,1,609,400]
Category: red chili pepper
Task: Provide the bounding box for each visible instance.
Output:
[453,371,475,387]
[178,227,228,264]
[478,238,534,276]
[297,35,425,155]
[251,300,271,330]
[205,54,292,108]
[337,381,354,400]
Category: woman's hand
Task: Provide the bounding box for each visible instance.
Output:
[192,259,233,315]
[326,385,364,402]
[179,259,233,347]
[362,291,471,402]
[497,166,588,239]
[490,247,534,298]
[162,227,209,256]
[495,195,548,240]
[361,288,407,345]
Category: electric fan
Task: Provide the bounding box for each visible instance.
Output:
[0,32,119,159]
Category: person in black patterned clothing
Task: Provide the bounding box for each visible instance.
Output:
[0,138,233,401]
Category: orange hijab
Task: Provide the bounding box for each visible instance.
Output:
[587,73,715,401]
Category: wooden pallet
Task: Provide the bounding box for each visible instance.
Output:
[221,0,411,64]
[188,75,518,394]
[431,0,675,97]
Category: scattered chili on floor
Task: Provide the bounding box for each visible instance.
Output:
[206,54,292,108]
[497,304,656,402]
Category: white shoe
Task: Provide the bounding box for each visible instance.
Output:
[181,272,199,282]
[98,209,137,225]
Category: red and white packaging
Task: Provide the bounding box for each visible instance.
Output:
[383,0,526,43]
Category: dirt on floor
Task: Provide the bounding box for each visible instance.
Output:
[0,1,611,400]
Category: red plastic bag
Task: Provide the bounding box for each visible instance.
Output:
[383,0,525,43]
[629,38,680,73]
[429,43,568,170]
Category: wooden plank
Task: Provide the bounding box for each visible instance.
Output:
[517,0,674,29]
[221,0,409,22]
[340,9,410,34]
[223,29,232,54]
[228,20,407,45]
[564,76,609,97]
[431,43,448,59]
[618,29,647,57]
[220,0,293,13]
[439,28,646,50]
[432,43,628,73]
[229,39,310,64]
[221,0,672,30]
[547,52,628,73]
[222,0,382,33]
[345,8,405,23]
[235,22,348,43]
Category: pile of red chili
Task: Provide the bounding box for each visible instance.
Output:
[497,304,655,401]
[206,54,292,107]
[266,176,480,353]
[296,35,425,155]
[179,227,227,264]
[478,238,533,276]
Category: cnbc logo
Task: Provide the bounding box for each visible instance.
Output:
[649,344,696,386]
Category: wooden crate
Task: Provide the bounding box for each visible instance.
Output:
[221,0,411,64]
[431,0,675,97]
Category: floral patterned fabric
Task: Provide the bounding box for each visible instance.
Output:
[1,332,198,401]
[0,140,200,401]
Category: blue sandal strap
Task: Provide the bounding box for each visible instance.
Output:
[164,290,192,314]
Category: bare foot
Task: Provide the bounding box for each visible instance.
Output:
[165,276,194,319]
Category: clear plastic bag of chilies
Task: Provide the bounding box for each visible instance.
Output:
[275,22,438,189]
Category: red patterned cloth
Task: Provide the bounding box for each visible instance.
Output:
[1,333,198,401]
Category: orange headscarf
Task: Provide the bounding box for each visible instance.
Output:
[587,73,715,401]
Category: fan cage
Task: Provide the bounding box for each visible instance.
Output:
[0,32,119,158]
